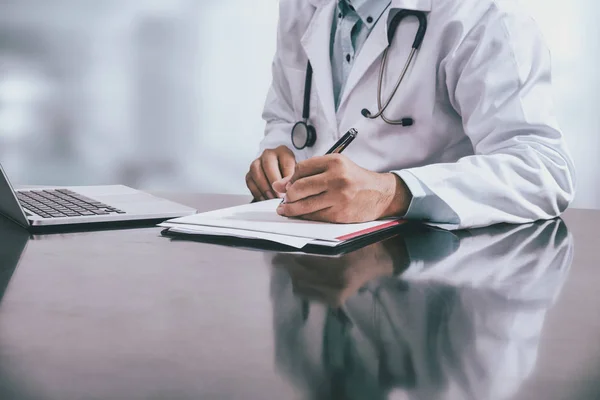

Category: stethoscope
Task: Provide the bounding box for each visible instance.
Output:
[291,10,428,150]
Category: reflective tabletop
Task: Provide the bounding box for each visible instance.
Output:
[0,194,599,400]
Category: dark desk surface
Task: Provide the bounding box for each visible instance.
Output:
[0,194,599,400]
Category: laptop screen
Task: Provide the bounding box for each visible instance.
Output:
[0,164,30,228]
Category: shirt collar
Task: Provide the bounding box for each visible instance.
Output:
[338,0,392,28]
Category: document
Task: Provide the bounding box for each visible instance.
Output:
[160,223,316,248]
[159,199,403,249]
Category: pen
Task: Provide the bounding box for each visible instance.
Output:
[281,128,358,204]
[326,128,358,154]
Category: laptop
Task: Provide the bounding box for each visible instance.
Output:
[0,163,196,230]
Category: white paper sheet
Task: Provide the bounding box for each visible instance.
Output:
[160,223,316,249]
[163,199,400,242]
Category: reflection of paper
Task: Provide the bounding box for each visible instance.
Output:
[164,199,400,242]
[425,222,459,231]
[160,223,316,249]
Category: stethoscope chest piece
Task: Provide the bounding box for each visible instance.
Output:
[291,121,317,150]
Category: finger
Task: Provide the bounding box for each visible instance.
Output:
[250,160,275,200]
[292,283,344,308]
[299,208,339,223]
[285,173,329,203]
[261,151,283,198]
[246,175,265,201]
[289,156,332,185]
[288,259,348,287]
[277,193,333,218]
[284,262,319,283]
[279,152,296,179]
[273,174,296,195]
[272,175,292,195]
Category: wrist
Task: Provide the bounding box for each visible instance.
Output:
[380,173,412,218]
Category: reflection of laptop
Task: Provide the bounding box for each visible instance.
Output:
[0,163,196,230]
[0,215,29,301]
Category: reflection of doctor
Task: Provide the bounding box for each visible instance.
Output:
[247,0,575,229]
[269,220,573,399]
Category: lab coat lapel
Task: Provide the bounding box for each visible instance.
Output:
[301,0,338,133]
[337,12,389,109]
[337,0,432,109]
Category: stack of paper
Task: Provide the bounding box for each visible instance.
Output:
[159,199,404,249]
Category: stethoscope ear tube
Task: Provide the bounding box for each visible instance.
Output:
[302,62,313,121]
[363,10,427,125]
[362,107,414,126]
[412,12,428,49]
[387,10,428,49]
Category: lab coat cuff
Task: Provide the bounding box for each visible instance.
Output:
[392,170,428,219]
[392,169,461,228]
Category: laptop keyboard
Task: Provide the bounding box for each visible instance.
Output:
[16,189,126,219]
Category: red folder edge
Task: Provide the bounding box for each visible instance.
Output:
[335,220,405,242]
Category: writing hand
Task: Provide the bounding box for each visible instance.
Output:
[275,154,412,223]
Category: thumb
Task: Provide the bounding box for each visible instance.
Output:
[279,150,297,179]
[273,175,292,195]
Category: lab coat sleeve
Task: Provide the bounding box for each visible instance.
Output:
[396,170,460,224]
[398,6,576,229]
[258,3,305,160]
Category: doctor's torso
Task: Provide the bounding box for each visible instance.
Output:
[271,0,529,173]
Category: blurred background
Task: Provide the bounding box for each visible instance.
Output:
[0,0,598,208]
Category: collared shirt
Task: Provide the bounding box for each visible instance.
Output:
[330,0,391,110]
[330,0,459,224]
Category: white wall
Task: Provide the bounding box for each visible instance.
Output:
[520,0,600,209]
[0,0,597,208]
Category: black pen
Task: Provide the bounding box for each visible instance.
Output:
[281,128,359,204]
[325,128,358,154]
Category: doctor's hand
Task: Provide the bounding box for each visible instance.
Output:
[272,241,404,308]
[274,154,413,223]
[246,146,296,201]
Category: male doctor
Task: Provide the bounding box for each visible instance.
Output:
[245,0,576,228]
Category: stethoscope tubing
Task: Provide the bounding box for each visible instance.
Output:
[367,47,417,124]
[302,62,314,122]
[291,10,428,149]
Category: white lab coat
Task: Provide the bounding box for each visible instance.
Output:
[260,0,576,229]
